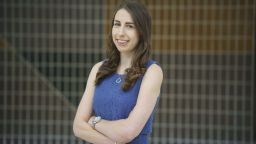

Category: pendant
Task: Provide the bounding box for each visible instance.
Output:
[115,77,122,83]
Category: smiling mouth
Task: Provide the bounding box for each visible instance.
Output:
[116,39,129,46]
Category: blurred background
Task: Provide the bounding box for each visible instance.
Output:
[0,0,255,144]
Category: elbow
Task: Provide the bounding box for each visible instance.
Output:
[119,126,140,143]
[73,121,79,137]
[73,120,81,138]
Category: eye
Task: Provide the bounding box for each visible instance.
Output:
[126,25,134,28]
[113,23,120,27]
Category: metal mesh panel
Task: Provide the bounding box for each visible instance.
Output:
[145,0,255,143]
[1,0,104,143]
[1,0,255,144]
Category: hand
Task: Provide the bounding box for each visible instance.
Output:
[88,116,95,127]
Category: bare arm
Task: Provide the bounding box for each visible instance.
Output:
[73,62,116,144]
[93,64,163,143]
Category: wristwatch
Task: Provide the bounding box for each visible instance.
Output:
[92,116,101,129]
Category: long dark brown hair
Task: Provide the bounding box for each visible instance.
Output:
[95,0,151,91]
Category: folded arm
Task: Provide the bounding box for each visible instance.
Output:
[73,62,116,144]
[92,64,163,143]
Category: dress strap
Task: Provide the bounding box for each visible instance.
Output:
[145,59,157,68]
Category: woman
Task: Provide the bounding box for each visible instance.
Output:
[73,0,163,143]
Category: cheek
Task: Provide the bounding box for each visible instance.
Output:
[112,28,118,36]
[112,31,116,41]
[133,34,139,44]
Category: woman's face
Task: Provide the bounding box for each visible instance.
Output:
[112,9,139,54]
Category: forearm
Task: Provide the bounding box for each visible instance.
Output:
[95,119,135,143]
[73,120,115,144]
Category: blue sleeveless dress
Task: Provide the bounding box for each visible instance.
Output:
[92,60,159,144]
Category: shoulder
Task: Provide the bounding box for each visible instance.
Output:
[141,63,163,88]
[144,59,163,78]
[87,61,104,81]
[91,61,104,73]
[145,64,163,81]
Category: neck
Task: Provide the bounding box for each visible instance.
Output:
[117,52,133,74]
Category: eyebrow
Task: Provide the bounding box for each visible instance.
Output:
[114,20,134,25]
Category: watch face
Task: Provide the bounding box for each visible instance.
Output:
[95,117,100,121]
[93,116,101,124]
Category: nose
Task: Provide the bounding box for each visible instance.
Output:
[117,26,125,36]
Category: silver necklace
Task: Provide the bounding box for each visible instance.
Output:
[115,77,122,83]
